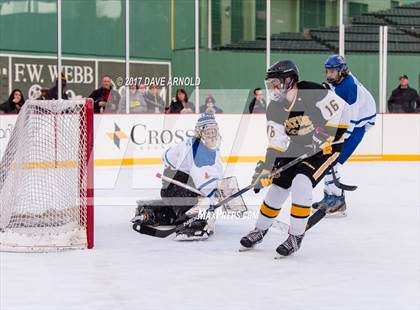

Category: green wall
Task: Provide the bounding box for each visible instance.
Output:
[172,49,420,112]
[0,0,172,59]
[173,0,194,50]
[2,0,419,112]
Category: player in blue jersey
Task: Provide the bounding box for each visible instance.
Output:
[313,55,376,216]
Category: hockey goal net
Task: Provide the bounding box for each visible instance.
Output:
[0,99,94,252]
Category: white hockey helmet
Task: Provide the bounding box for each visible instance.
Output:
[195,109,221,150]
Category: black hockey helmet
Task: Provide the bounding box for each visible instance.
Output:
[265,60,299,101]
[266,60,299,81]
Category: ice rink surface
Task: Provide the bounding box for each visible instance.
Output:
[1,162,419,310]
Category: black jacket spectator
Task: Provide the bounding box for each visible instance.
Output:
[37,89,49,100]
[89,87,121,113]
[199,95,223,113]
[248,98,266,113]
[168,89,194,113]
[169,100,194,113]
[388,86,420,113]
[0,89,25,114]
[248,88,266,113]
[47,74,68,100]
[88,76,121,113]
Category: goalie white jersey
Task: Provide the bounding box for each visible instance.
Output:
[162,137,224,198]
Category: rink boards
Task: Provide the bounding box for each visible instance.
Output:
[0,113,419,167]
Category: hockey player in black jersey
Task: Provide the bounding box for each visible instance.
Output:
[240,60,350,257]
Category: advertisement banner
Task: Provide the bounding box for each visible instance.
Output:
[0,54,170,104]
[94,114,267,165]
[10,57,95,99]
[2,114,419,165]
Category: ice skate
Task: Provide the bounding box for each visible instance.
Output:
[325,194,347,217]
[239,228,268,251]
[275,233,305,258]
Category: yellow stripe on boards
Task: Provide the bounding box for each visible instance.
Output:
[13,154,420,170]
[92,154,420,167]
[94,158,162,166]
[349,154,420,161]
[13,160,78,170]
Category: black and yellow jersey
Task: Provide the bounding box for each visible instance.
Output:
[264,81,350,167]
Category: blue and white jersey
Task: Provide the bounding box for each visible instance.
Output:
[162,137,223,198]
[329,73,376,138]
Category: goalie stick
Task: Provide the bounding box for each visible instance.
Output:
[155,173,203,196]
[134,150,316,238]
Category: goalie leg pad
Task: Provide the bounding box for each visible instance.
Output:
[174,216,215,241]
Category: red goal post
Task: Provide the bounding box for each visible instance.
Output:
[0,98,94,252]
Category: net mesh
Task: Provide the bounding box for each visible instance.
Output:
[0,99,92,252]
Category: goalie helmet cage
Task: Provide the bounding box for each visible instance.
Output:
[0,99,94,252]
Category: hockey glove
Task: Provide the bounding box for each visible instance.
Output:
[252,161,274,193]
[313,128,334,155]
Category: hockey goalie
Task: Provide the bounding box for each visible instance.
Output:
[131,109,246,241]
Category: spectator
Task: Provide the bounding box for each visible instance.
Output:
[37,88,49,100]
[138,83,147,97]
[200,94,223,114]
[118,83,148,113]
[168,89,194,114]
[387,74,420,113]
[144,84,165,113]
[88,75,121,113]
[47,73,68,100]
[248,88,267,113]
[0,89,25,114]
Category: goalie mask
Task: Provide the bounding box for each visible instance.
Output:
[265,60,299,102]
[195,110,221,150]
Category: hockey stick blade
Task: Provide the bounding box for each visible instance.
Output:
[305,207,327,231]
[331,168,358,191]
